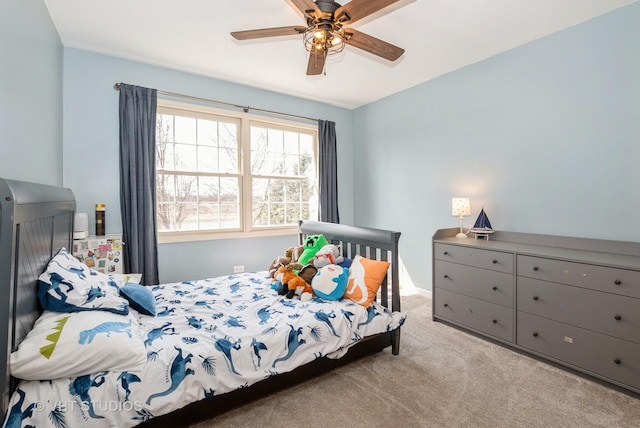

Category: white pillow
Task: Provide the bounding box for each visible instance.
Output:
[38,248,130,314]
[10,310,146,380]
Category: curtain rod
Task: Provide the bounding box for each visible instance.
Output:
[113,83,319,123]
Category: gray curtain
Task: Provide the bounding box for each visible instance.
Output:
[318,120,339,223]
[119,84,159,285]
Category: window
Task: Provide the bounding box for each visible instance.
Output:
[155,100,318,242]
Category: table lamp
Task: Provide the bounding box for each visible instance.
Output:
[452,198,471,239]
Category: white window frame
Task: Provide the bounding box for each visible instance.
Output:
[157,99,319,244]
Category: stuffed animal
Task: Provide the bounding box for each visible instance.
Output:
[273,265,313,301]
[297,264,318,285]
[268,256,290,278]
[313,244,344,268]
[267,245,304,278]
[298,234,329,266]
[311,264,349,300]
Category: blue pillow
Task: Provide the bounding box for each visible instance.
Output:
[38,248,129,314]
[119,282,157,316]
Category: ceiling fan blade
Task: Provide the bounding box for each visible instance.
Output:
[231,26,306,40]
[287,0,320,19]
[345,29,404,61]
[335,0,403,25]
[306,49,327,75]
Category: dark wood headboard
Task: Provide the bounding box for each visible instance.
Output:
[0,178,75,416]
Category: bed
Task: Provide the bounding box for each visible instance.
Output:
[0,178,404,428]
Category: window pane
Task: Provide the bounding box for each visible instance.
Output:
[174,144,197,171]
[253,202,268,226]
[157,174,174,203]
[267,128,283,152]
[157,114,174,143]
[219,146,238,174]
[175,203,198,231]
[157,202,174,231]
[219,122,237,148]
[284,154,300,175]
[251,126,268,174]
[174,116,196,145]
[285,180,301,201]
[286,203,302,224]
[198,204,219,229]
[198,146,218,172]
[268,179,285,203]
[283,131,298,154]
[220,177,239,203]
[300,153,313,178]
[197,118,218,146]
[157,142,175,170]
[220,203,240,228]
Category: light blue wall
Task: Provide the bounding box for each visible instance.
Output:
[353,3,640,291]
[0,0,63,185]
[5,1,638,290]
[62,49,354,283]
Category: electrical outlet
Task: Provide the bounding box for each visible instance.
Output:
[233,265,245,273]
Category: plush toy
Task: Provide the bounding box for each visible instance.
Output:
[298,234,329,266]
[267,245,304,278]
[273,265,313,301]
[339,257,352,269]
[297,264,318,285]
[270,280,284,294]
[311,264,348,300]
[313,244,344,268]
[268,256,289,278]
[290,245,304,264]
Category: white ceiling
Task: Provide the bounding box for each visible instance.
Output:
[44,0,636,109]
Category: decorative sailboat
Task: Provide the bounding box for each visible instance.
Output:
[470,207,494,239]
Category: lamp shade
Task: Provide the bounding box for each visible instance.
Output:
[452,198,471,216]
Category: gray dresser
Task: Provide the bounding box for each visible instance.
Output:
[432,228,640,395]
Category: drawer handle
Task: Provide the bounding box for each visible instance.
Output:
[492,319,497,324]
[444,251,449,255]
[533,296,539,301]
[492,259,498,264]
[492,286,498,291]
[533,266,539,271]
[444,274,449,279]
[532,332,538,337]
[443,303,449,308]
[614,279,622,285]
[614,315,622,321]
[614,358,621,365]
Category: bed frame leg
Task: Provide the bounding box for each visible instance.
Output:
[391,329,401,355]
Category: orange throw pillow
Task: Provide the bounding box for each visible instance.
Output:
[344,255,390,307]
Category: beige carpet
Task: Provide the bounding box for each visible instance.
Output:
[189,293,640,428]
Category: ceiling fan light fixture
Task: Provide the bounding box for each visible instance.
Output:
[231,0,407,75]
[303,24,345,55]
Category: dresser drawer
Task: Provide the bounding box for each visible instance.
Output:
[434,288,513,342]
[517,312,640,391]
[434,260,513,308]
[517,277,640,344]
[434,243,513,274]
[517,255,640,298]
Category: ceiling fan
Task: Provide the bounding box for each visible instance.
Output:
[231,0,406,75]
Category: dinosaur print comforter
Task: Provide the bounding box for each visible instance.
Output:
[3,272,405,428]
